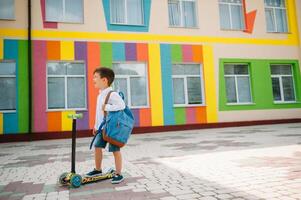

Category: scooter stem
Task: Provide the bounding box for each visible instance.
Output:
[71,118,76,173]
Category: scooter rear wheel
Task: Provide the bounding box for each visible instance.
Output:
[58,172,69,185]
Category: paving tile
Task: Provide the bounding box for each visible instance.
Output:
[0,123,300,200]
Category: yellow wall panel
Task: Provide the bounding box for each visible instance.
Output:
[203,45,218,123]
[0,39,3,59]
[287,0,300,45]
[0,113,3,134]
[61,111,76,131]
[148,43,164,126]
[60,41,74,60]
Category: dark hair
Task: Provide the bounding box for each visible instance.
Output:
[93,67,115,86]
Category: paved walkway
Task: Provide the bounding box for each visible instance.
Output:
[0,123,301,200]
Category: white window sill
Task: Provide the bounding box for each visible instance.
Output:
[273,101,299,104]
[0,110,17,113]
[0,18,15,21]
[226,102,255,106]
[220,28,246,32]
[169,26,199,29]
[45,20,84,24]
[47,108,87,112]
[129,106,150,109]
[173,104,205,108]
[266,31,291,34]
[110,23,146,27]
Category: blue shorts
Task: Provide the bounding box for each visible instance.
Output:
[94,132,120,152]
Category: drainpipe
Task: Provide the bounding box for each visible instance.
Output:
[28,0,32,133]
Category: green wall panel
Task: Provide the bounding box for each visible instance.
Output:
[100,42,112,68]
[174,107,186,125]
[171,44,182,63]
[18,40,29,133]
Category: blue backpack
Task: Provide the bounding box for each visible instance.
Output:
[90,91,134,149]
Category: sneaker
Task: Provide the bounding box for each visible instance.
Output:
[85,169,102,177]
[111,174,124,184]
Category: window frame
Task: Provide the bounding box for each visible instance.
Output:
[46,61,87,111]
[264,0,289,33]
[270,64,296,103]
[168,0,199,28]
[113,61,150,109]
[0,60,16,113]
[224,63,253,105]
[219,0,245,31]
[45,0,84,23]
[172,63,205,107]
[110,0,145,26]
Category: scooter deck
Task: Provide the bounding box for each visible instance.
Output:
[82,172,114,184]
[81,169,115,184]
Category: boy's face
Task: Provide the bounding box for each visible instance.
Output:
[93,73,109,90]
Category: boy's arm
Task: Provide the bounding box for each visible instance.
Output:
[94,95,100,131]
[104,92,126,111]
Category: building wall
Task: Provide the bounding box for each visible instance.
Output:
[0,0,300,134]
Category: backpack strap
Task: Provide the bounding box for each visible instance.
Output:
[103,91,113,117]
[89,90,113,150]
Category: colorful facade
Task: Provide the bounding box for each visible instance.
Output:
[0,0,301,135]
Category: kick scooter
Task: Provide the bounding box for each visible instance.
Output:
[58,113,115,188]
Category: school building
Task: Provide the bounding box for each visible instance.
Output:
[0,0,301,139]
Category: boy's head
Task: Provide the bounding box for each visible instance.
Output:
[93,67,115,90]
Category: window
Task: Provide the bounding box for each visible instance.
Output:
[110,0,144,25]
[265,0,288,32]
[45,0,83,23]
[172,64,204,106]
[0,0,14,20]
[113,63,148,108]
[224,64,252,104]
[168,0,197,28]
[47,62,86,110]
[219,0,245,30]
[271,65,295,102]
[0,61,16,111]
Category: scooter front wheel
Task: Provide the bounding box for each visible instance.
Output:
[70,174,82,188]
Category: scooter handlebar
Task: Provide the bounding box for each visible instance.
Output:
[67,113,83,119]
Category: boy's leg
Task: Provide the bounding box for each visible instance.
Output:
[113,151,122,174]
[110,146,124,184]
[86,133,106,176]
[95,147,103,171]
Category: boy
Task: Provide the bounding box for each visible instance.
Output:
[86,67,126,184]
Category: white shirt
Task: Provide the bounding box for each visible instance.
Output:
[94,87,126,130]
